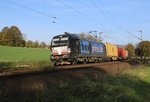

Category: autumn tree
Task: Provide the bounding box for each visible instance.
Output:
[34,40,39,48]
[0,25,25,47]
[39,41,47,48]
[26,40,43,48]
[0,26,9,45]
[0,32,2,42]
[125,43,135,59]
[0,32,2,45]
[8,26,25,46]
[26,40,34,48]
[135,41,150,59]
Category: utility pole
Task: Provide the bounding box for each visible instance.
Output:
[138,30,143,41]
[99,32,103,41]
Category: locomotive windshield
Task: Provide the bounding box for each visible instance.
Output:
[51,36,69,47]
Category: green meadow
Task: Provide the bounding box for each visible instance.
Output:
[0,45,51,69]
[0,45,50,62]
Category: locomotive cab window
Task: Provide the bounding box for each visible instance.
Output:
[51,38,59,46]
[60,37,68,46]
[51,36,69,47]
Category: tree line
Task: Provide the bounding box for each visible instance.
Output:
[0,25,48,48]
[125,41,150,60]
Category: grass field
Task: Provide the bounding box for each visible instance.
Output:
[125,65,150,83]
[0,45,51,69]
[0,45,50,62]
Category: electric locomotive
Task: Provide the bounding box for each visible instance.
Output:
[50,32,106,65]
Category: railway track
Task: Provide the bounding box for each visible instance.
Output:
[0,61,130,77]
[54,61,123,69]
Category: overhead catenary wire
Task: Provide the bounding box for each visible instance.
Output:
[127,31,142,41]
[39,0,76,26]
[74,0,140,41]
[6,0,110,34]
[78,0,114,40]
[0,5,72,29]
[89,0,124,34]
[5,0,77,28]
[0,5,52,22]
[99,0,123,28]
[79,0,114,29]
[7,0,57,19]
[97,0,140,41]
[89,0,139,43]
[80,0,113,38]
[55,0,109,30]
[78,0,93,9]
[5,0,139,42]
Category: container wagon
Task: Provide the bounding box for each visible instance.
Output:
[118,47,126,60]
[105,42,118,60]
[117,47,128,60]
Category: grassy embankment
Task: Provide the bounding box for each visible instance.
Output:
[0,65,150,102]
[0,45,51,69]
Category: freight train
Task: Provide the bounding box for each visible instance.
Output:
[50,33,128,65]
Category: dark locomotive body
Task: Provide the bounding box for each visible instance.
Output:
[51,33,106,65]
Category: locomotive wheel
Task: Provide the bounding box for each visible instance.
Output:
[54,61,58,66]
[72,59,77,65]
[98,60,101,63]
[98,58,102,63]
[83,59,88,64]
[95,60,98,63]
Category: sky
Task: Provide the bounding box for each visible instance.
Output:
[0,0,150,45]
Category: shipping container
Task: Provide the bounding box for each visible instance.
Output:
[118,47,126,60]
[105,42,118,60]
[90,42,106,56]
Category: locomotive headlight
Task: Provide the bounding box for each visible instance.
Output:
[68,48,71,53]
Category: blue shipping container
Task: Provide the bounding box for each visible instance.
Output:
[91,42,105,55]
